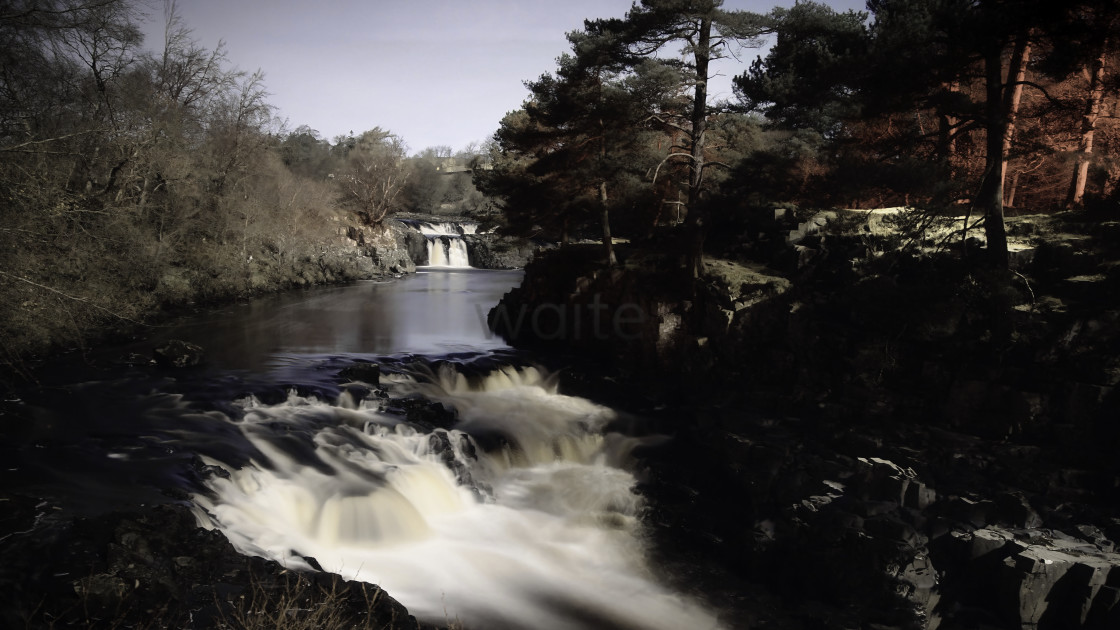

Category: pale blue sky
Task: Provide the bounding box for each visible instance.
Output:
[143,0,868,154]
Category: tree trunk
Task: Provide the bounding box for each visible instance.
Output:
[1001,38,1030,206]
[978,41,1010,270]
[1067,47,1107,208]
[937,81,959,160]
[597,94,616,267]
[684,16,712,279]
[1006,170,1021,208]
[600,180,616,267]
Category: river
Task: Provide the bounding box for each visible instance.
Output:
[3,269,727,630]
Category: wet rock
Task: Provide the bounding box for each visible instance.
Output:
[388,396,456,430]
[1075,524,1114,552]
[900,555,941,628]
[153,339,204,368]
[339,361,381,386]
[905,481,938,510]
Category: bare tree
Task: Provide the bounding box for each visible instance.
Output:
[339,128,410,226]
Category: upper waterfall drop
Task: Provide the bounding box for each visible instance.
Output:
[415,221,478,237]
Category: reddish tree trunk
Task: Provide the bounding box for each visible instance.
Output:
[1067,48,1107,207]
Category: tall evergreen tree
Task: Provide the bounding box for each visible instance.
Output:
[477,25,682,262]
[734,1,869,137]
[615,0,768,277]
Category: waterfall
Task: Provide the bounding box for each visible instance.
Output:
[426,235,470,268]
[191,362,723,630]
[401,219,476,268]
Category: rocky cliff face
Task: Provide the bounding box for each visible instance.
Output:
[347,221,417,275]
[237,221,416,294]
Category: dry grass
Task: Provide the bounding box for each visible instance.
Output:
[219,571,392,630]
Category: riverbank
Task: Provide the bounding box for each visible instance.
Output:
[1,220,419,382]
[491,209,1120,629]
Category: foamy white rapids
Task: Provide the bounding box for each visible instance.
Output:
[192,364,721,630]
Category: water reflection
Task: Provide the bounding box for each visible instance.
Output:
[144,270,522,371]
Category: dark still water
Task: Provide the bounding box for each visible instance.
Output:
[135,268,522,371]
[3,270,726,630]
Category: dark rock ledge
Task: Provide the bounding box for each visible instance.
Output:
[0,497,430,629]
[493,211,1120,629]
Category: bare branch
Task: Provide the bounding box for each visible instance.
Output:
[1006,80,1072,110]
[0,130,98,152]
[0,270,151,327]
[644,114,692,136]
[651,151,697,184]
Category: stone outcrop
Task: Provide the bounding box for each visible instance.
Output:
[489,246,790,378]
[348,221,416,275]
[494,209,1120,629]
[401,226,431,266]
[463,233,540,269]
[497,212,1120,438]
[632,401,1120,630]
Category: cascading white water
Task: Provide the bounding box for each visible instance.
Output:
[426,236,471,268]
[414,220,478,237]
[446,237,470,266]
[428,236,450,267]
[192,364,723,630]
[406,220,476,268]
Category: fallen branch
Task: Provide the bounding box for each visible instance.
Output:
[0,270,151,327]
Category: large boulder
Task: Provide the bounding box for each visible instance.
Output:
[153,339,204,368]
